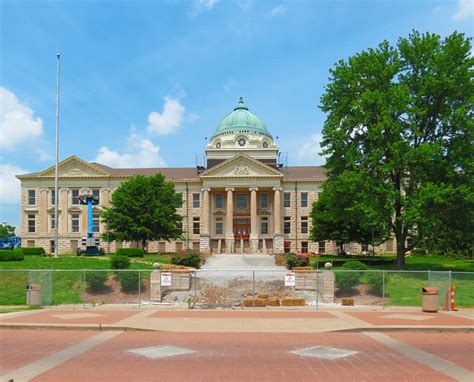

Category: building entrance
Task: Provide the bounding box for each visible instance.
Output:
[233,219,250,239]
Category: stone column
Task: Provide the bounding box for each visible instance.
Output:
[225,187,235,253]
[249,187,259,253]
[273,186,284,254]
[200,187,211,254]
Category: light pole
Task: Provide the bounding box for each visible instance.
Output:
[54,52,60,257]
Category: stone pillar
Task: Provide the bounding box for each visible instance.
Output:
[225,187,235,253]
[273,186,284,254]
[200,187,211,254]
[249,187,259,253]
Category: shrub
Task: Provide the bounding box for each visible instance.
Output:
[86,271,108,292]
[116,271,140,292]
[0,249,24,261]
[110,255,130,269]
[335,261,367,290]
[18,247,45,256]
[366,272,384,295]
[342,260,368,270]
[285,253,309,270]
[116,248,144,258]
[171,252,201,268]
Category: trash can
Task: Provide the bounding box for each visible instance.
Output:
[27,284,42,306]
[422,287,439,312]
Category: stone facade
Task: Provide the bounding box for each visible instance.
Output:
[16,98,398,255]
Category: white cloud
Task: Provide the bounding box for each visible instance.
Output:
[0,87,44,150]
[188,113,200,123]
[297,133,325,165]
[147,97,185,136]
[269,4,287,17]
[94,132,166,168]
[453,0,474,20]
[191,0,218,16]
[0,164,28,205]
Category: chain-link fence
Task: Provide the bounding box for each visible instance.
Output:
[0,269,472,310]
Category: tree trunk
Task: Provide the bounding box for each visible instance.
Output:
[396,238,405,269]
[141,239,148,254]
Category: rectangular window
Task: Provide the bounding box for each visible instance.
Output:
[386,238,394,252]
[71,214,80,233]
[283,192,291,208]
[70,240,78,253]
[215,217,223,235]
[50,215,57,229]
[158,242,166,253]
[175,241,182,252]
[260,217,268,235]
[301,216,308,234]
[51,190,57,205]
[361,244,369,253]
[93,213,100,233]
[192,241,200,251]
[260,193,269,209]
[215,193,223,209]
[28,214,36,233]
[28,190,36,205]
[176,221,183,232]
[50,240,55,254]
[193,193,200,208]
[301,192,308,208]
[92,189,100,203]
[193,217,200,234]
[301,241,308,254]
[318,241,326,254]
[236,193,248,209]
[177,193,183,208]
[284,216,291,234]
[27,240,35,247]
[71,189,80,205]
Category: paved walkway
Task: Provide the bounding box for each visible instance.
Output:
[1,308,472,381]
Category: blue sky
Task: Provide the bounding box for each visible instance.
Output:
[1,0,473,229]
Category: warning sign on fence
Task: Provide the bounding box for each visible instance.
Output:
[160,272,172,286]
[285,272,296,287]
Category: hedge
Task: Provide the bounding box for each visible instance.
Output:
[116,271,140,292]
[0,249,24,261]
[86,271,108,292]
[110,255,130,269]
[171,252,201,268]
[115,248,144,258]
[335,261,367,290]
[18,247,46,256]
[286,253,309,270]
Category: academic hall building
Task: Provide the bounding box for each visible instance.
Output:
[17,98,396,255]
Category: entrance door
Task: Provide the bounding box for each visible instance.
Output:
[234,219,250,239]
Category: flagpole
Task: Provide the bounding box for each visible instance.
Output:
[54,52,60,257]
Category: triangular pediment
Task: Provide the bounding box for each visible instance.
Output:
[37,156,111,178]
[200,154,283,178]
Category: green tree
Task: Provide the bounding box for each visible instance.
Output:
[319,31,473,268]
[101,174,183,252]
[310,172,389,253]
[0,224,15,238]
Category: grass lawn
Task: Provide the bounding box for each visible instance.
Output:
[0,306,41,314]
[313,254,474,307]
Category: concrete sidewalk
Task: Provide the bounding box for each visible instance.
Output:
[0,306,472,333]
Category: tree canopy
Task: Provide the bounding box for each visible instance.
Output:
[101,174,183,251]
[0,224,15,238]
[313,31,473,267]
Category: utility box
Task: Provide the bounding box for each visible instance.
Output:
[27,284,42,306]
[422,287,439,312]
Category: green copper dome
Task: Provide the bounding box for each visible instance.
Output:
[211,97,273,140]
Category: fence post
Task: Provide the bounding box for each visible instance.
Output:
[252,270,255,309]
[448,270,452,312]
[428,270,431,285]
[193,270,198,306]
[83,270,86,309]
[138,270,141,309]
[382,270,385,310]
[316,270,319,311]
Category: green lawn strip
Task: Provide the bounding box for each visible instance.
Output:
[0,306,42,314]
[0,255,154,305]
